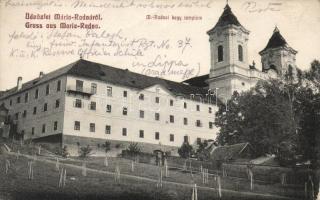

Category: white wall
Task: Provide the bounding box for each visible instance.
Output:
[0,76,67,139]
[63,75,219,147]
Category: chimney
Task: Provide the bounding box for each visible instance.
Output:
[39,71,44,78]
[17,76,22,90]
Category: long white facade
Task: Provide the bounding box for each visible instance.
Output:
[63,75,217,147]
[0,66,218,151]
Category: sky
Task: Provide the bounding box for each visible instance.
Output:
[0,0,319,90]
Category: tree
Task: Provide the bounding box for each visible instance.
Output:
[61,145,69,158]
[305,60,320,90]
[215,83,297,160]
[79,145,92,158]
[196,140,210,161]
[126,142,141,157]
[178,142,193,159]
[298,60,320,169]
[215,61,320,166]
[104,141,111,154]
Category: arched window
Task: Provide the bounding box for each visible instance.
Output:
[238,45,243,61]
[218,45,223,62]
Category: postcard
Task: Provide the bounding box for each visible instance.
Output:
[0,0,319,199]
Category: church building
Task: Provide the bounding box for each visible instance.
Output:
[185,4,298,100]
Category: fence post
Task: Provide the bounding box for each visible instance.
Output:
[305,182,308,199]
[164,159,169,177]
[189,160,193,177]
[131,160,134,172]
[38,145,41,155]
[5,159,10,174]
[104,156,108,167]
[206,169,209,184]
[63,169,67,187]
[217,176,222,198]
[309,175,314,200]
[58,168,63,188]
[157,166,163,188]
[28,161,34,180]
[55,158,59,171]
[249,169,254,190]
[183,160,187,171]
[191,184,198,200]
[222,166,226,177]
[202,168,204,184]
[281,173,286,186]
[82,162,87,177]
[58,167,66,188]
[114,164,120,183]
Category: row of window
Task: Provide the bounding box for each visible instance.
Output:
[217,45,243,62]
[78,80,214,110]
[74,99,213,113]
[23,121,59,136]
[74,101,213,128]
[74,121,181,142]
[24,120,201,143]
[7,80,61,107]
[11,99,60,120]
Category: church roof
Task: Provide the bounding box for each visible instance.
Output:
[260,27,296,53]
[182,74,209,88]
[207,4,244,34]
[0,59,216,104]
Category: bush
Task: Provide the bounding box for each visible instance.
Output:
[104,141,111,153]
[79,145,92,158]
[126,142,141,157]
[178,142,193,159]
[61,145,69,158]
[277,141,299,166]
[196,140,210,161]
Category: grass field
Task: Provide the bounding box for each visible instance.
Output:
[0,141,305,200]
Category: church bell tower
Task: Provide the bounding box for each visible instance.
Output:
[207,4,252,100]
[259,27,298,76]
